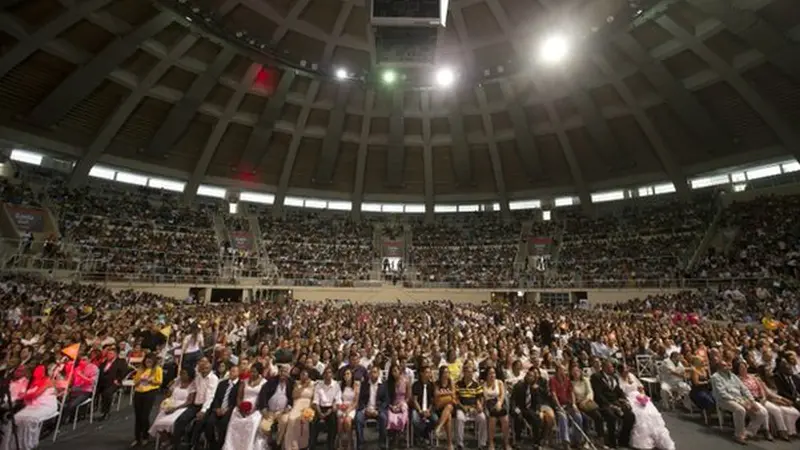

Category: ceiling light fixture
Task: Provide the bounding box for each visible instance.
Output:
[382,70,397,84]
[435,68,455,87]
[335,68,348,80]
[539,35,569,64]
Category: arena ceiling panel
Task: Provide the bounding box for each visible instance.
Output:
[0,0,798,206]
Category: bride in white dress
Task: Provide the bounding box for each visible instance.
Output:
[0,365,58,450]
[618,364,675,450]
[149,369,196,437]
[222,363,268,450]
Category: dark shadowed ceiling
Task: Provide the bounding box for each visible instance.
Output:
[0,0,798,208]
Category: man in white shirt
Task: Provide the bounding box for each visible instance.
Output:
[174,356,219,449]
[659,352,691,410]
[312,367,341,450]
[410,365,437,443]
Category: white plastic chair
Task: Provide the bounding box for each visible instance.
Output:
[73,376,99,429]
[635,355,659,395]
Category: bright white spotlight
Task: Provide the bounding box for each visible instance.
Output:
[540,35,569,64]
[335,68,348,80]
[435,68,455,87]
[382,70,397,84]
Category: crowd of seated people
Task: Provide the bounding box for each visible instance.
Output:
[0,177,43,207]
[49,182,220,282]
[259,209,375,283]
[3,272,799,450]
[694,194,800,281]
[553,196,717,287]
[409,212,521,287]
[600,280,799,323]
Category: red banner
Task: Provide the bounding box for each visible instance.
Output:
[527,236,553,255]
[231,231,253,250]
[382,239,404,257]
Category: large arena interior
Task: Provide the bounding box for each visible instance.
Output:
[1,0,799,449]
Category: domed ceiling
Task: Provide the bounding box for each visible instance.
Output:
[0,0,798,208]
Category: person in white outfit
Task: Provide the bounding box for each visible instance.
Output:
[659,352,691,410]
[149,368,196,439]
[0,365,58,450]
[735,360,799,441]
[618,364,676,450]
[222,362,268,450]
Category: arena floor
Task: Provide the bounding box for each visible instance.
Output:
[36,404,797,450]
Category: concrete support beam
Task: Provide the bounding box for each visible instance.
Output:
[569,84,629,169]
[352,90,375,221]
[474,86,510,218]
[29,12,172,127]
[386,89,405,188]
[445,93,472,186]
[591,54,689,197]
[421,91,435,222]
[238,70,295,169]
[144,47,237,156]
[613,33,730,154]
[184,63,261,204]
[273,81,321,216]
[0,0,111,79]
[481,0,590,207]
[314,84,350,184]
[68,35,198,188]
[499,80,543,180]
[658,16,800,160]
[687,0,800,82]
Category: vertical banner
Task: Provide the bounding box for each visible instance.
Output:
[230,231,254,250]
[4,204,46,232]
[382,239,404,258]
[527,236,553,272]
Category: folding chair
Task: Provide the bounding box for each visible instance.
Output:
[44,407,62,443]
[635,355,659,396]
[73,377,99,429]
[121,371,136,407]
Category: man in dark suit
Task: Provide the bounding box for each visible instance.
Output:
[774,358,800,410]
[258,364,294,448]
[199,365,240,450]
[590,359,635,449]
[97,345,129,420]
[355,366,388,450]
[511,368,552,449]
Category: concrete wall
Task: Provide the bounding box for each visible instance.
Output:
[95,282,686,306]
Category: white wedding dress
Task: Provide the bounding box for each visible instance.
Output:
[619,374,675,450]
[0,387,58,450]
[222,378,267,450]
[149,383,195,435]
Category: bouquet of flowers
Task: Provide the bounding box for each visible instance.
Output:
[239,401,253,415]
[635,394,650,407]
[160,398,173,411]
[301,407,315,423]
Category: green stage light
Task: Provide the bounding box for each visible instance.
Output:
[382,70,397,84]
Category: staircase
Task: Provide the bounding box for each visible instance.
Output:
[685,199,726,271]
[212,213,229,246]
[513,221,533,276]
[402,224,415,281]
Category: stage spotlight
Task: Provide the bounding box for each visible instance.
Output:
[540,35,569,64]
[335,68,348,80]
[382,70,397,84]
[435,68,455,87]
